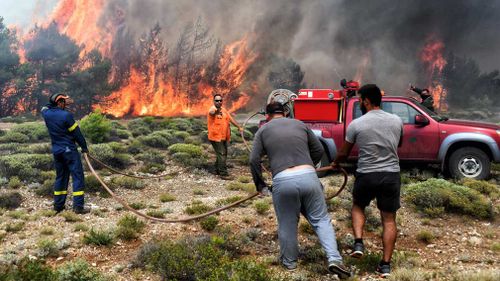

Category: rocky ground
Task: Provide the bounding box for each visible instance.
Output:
[0,116,499,280]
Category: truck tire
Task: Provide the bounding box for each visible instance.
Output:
[315,153,330,178]
[447,147,490,180]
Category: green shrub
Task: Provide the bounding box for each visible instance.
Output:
[134,235,272,281]
[17,143,52,154]
[128,118,155,137]
[40,227,55,235]
[10,122,49,142]
[146,210,165,218]
[404,179,493,219]
[168,143,204,156]
[226,181,255,193]
[111,176,145,190]
[8,258,56,281]
[37,238,59,257]
[0,131,30,143]
[60,211,82,222]
[185,200,212,215]
[254,200,270,215]
[114,129,131,139]
[89,143,132,169]
[8,176,22,189]
[56,259,108,281]
[116,215,146,240]
[36,179,55,197]
[491,242,500,252]
[138,131,172,149]
[6,222,25,232]
[215,196,242,207]
[193,189,205,195]
[237,176,252,183]
[80,110,112,143]
[416,230,435,244]
[83,228,114,246]
[451,269,500,281]
[74,223,89,232]
[129,202,146,210]
[0,192,23,209]
[299,221,315,235]
[85,175,103,193]
[0,153,53,182]
[200,216,219,231]
[0,143,21,153]
[159,193,176,202]
[461,179,499,198]
[135,151,165,165]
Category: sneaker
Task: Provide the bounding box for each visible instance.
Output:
[376,263,391,278]
[73,207,91,214]
[351,242,364,258]
[328,261,351,279]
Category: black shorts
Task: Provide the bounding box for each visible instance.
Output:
[353,172,401,212]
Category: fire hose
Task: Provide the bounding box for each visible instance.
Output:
[82,112,347,223]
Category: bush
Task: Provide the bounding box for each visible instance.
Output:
[254,200,271,215]
[135,151,165,165]
[0,153,53,182]
[56,259,108,281]
[17,143,52,154]
[0,192,23,209]
[134,235,272,281]
[60,211,82,222]
[167,143,208,168]
[85,175,103,193]
[8,176,22,189]
[116,215,146,240]
[138,131,172,149]
[200,216,219,231]
[215,196,242,207]
[129,202,146,210]
[159,193,176,202]
[10,122,49,142]
[226,181,255,193]
[36,179,54,197]
[461,179,499,198]
[6,258,56,281]
[83,228,114,246]
[237,176,252,183]
[37,238,60,257]
[111,176,145,190]
[185,200,212,215]
[6,222,25,232]
[416,230,435,244]
[89,143,132,169]
[404,179,493,219]
[451,269,500,281]
[80,110,112,143]
[0,131,30,143]
[146,210,165,218]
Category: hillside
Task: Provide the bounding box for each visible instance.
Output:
[0,115,499,281]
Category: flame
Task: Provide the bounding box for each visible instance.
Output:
[354,51,371,84]
[420,36,448,111]
[98,37,256,117]
[49,0,114,57]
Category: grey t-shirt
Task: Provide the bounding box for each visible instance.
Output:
[346,109,403,173]
[250,117,324,191]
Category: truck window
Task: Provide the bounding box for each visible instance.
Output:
[353,101,419,124]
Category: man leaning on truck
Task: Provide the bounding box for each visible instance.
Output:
[334,84,403,278]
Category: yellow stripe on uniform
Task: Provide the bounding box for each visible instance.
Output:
[54,191,68,195]
[73,191,84,196]
[68,122,78,132]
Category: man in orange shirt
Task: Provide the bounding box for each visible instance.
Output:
[207,94,243,178]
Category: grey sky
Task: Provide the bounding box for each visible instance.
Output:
[0,0,57,29]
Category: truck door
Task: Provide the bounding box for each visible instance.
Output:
[352,101,440,160]
[381,101,440,160]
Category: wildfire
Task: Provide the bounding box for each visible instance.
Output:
[98,38,256,117]
[49,0,114,57]
[420,36,448,112]
[354,51,371,84]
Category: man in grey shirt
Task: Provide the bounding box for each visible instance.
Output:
[251,102,351,279]
[334,84,403,278]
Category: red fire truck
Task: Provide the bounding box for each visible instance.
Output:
[269,82,500,180]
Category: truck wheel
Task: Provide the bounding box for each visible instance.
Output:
[447,147,490,180]
[315,153,330,178]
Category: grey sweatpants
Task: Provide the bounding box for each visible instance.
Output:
[272,169,342,268]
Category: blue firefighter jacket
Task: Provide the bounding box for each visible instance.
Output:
[41,104,89,155]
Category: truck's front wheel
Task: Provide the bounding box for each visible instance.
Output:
[448,147,490,180]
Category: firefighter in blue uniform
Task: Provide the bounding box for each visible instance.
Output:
[41,93,90,214]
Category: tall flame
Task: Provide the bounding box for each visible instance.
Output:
[420,37,448,112]
[354,51,371,84]
[98,38,256,117]
[49,0,113,56]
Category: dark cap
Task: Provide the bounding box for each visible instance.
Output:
[266,102,285,114]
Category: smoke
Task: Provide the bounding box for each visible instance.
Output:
[92,0,500,97]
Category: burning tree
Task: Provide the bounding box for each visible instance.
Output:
[0,17,21,116]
